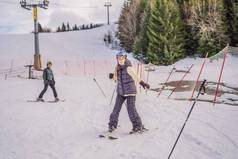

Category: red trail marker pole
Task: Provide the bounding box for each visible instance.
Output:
[213,45,229,105]
[190,52,208,100]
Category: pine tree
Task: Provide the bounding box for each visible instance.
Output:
[177,0,199,56]
[72,24,79,31]
[185,0,228,56]
[200,0,227,55]
[81,24,85,30]
[233,0,238,47]
[223,0,238,46]
[118,0,144,52]
[147,0,185,65]
[133,0,151,59]
[61,22,66,32]
[90,23,93,29]
[38,23,43,33]
[118,1,132,52]
[67,22,71,31]
[56,26,61,32]
[234,1,238,46]
[43,27,51,33]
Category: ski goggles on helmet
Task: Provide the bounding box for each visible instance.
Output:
[116,51,127,59]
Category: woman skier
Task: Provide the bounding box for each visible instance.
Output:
[108,52,150,133]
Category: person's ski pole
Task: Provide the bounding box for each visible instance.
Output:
[168,64,194,99]
[139,63,143,93]
[109,85,117,105]
[157,66,175,98]
[109,85,127,107]
[93,78,106,98]
[146,70,150,95]
[167,79,207,159]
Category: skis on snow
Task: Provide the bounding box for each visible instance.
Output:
[129,127,149,135]
[27,99,66,103]
[99,130,119,140]
[46,99,66,103]
[99,127,150,140]
[99,134,118,140]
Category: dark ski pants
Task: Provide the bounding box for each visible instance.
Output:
[109,94,142,129]
[39,82,58,98]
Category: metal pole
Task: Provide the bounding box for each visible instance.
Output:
[93,78,107,98]
[104,2,112,25]
[33,6,41,70]
[109,85,117,106]
[33,6,40,56]
[20,0,49,71]
[168,79,207,159]
[107,6,110,25]
[139,63,143,93]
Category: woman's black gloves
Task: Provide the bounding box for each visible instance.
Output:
[140,81,150,89]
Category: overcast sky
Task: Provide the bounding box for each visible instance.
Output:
[0,0,124,34]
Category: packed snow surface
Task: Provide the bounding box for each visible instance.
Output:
[0,25,238,159]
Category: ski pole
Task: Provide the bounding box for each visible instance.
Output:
[136,63,140,88]
[109,85,117,105]
[146,70,150,95]
[139,63,143,93]
[213,45,229,105]
[93,78,107,98]
[167,79,207,159]
[190,53,208,100]
[168,64,194,99]
[157,66,175,98]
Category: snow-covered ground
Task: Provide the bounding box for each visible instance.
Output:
[0,25,238,159]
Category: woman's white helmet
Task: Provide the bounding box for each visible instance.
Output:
[116,50,127,58]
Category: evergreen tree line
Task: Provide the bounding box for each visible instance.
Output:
[38,23,52,33]
[118,0,238,65]
[56,22,103,32]
[37,22,103,33]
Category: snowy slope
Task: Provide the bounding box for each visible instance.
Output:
[0,25,119,71]
[0,25,238,159]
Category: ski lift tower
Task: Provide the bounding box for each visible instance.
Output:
[20,0,49,71]
[104,2,112,25]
